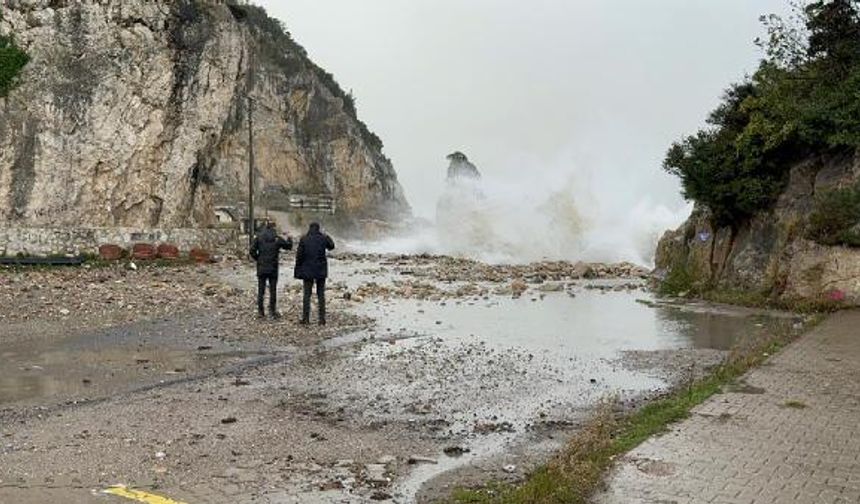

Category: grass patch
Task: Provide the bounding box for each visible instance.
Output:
[657,263,696,297]
[447,318,815,504]
[654,281,844,315]
[700,288,844,314]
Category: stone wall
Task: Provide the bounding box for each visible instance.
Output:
[0,226,245,257]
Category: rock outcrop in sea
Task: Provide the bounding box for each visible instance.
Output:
[446,151,481,181]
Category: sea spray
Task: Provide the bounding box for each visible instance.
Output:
[348,154,690,266]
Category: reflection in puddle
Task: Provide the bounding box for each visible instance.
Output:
[332,287,792,501]
[352,288,776,355]
[0,318,250,406]
[0,344,211,405]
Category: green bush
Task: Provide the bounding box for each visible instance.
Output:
[665,0,860,228]
[657,263,697,297]
[0,20,29,97]
[807,182,860,246]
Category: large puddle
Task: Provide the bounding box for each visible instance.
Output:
[319,260,798,501]
[0,317,263,408]
[349,290,754,354]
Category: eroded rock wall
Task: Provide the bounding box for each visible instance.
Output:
[655,150,860,305]
[0,0,409,232]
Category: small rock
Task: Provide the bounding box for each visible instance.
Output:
[365,463,389,486]
[318,480,343,491]
[537,283,564,292]
[407,456,437,465]
[220,417,237,424]
[503,464,517,473]
[510,280,528,297]
[443,446,470,457]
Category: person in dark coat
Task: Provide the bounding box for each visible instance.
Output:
[294,222,335,325]
[250,222,293,319]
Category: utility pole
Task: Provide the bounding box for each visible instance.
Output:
[247,95,255,249]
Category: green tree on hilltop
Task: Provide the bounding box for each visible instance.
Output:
[665,0,860,228]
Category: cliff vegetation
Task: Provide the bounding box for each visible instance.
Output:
[0,13,29,97]
[664,0,860,233]
[656,0,860,307]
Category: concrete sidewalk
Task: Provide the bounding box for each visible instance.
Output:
[596,310,860,504]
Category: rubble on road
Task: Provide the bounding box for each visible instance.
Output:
[0,261,369,344]
[337,253,650,301]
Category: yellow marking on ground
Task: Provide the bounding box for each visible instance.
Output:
[103,485,189,504]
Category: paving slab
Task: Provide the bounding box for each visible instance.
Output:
[596,310,860,504]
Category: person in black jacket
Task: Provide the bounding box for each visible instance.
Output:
[294,222,335,325]
[250,222,293,319]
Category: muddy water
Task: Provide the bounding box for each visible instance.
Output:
[0,317,261,407]
[351,290,747,355]
[321,269,792,501]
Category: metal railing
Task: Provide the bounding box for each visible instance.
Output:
[287,194,336,215]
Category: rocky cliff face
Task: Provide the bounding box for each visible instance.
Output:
[656,149,860,306]
[0,0,409,231]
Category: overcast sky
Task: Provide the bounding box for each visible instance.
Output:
[257,0,794,219]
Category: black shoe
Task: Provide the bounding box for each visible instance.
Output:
[270,312,282,320]
[299,319,310,325]
[257,312,266,320]
[318,319,326,326]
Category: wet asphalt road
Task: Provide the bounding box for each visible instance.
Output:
[0,256,802,503]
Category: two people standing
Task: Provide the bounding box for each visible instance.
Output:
[250,222,334,325]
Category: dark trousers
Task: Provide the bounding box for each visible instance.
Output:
[302,278,326,323]
[257,273,278,315]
